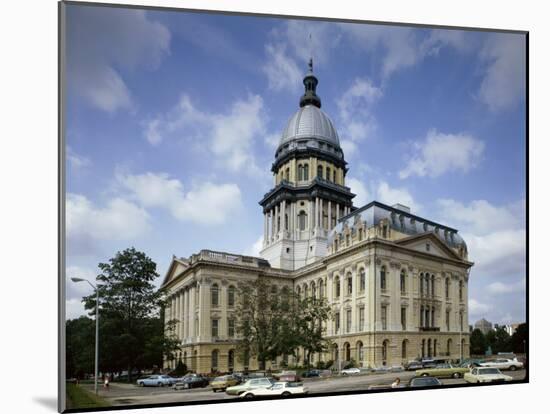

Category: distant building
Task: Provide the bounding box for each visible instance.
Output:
[474,318,493,335]
[502,323,521,336]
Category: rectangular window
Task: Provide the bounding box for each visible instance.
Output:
[401,307,407,331]
[346,309,352,333]
[460,313,464,332]
[381,305,388,331]
[446,311,450,331]
[228,319,235,337]
[211,319,218,337]
[347,277,352,295]
[335,312,340,333]
[359,307,365,331]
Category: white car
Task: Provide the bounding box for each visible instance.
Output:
[341,367,361,376]
[464,367,513,383]
[240,382,307,399]
[479,358,523,371]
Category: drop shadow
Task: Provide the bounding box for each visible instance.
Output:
[33,396,58,412]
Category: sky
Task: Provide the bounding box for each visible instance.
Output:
[64,4,527,327]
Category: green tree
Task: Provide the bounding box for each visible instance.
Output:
[66,316,95,379]
[469,328,487,355]
[510,323,528,354]
[294,296,332,368]
[82,247,179,382]
[486,326,511,354]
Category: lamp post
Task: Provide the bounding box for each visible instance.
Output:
[71,277,99,395]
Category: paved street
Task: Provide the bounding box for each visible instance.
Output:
[81,369,527,406]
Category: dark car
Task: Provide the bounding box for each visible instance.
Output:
[408,376,442,388]
[405,361,423,371]
[174,375,210,390]
[420,359,437,369]
[302,369,321,378]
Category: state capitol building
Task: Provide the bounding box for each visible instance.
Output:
[161,61,473,374]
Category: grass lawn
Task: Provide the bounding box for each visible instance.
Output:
[66,383,110,410]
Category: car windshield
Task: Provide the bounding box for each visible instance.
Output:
[413,378,439,386]
[213,377,226,381]
[479,368,501,375]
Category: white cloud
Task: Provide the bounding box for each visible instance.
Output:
[478,34,526,112]
[487,278,526,295]
[65,298,88,320]
[67,146,91,169]
[437,199,524,235]
[66,193,151,243]
[337,78,382,147]
[144,94,268,178]
[347,177,370,207]
[68,8,170,113]
[244,235,264,257]
[377,181,420,212]
[117,172,243,226]
[262,43,302,93]
[469,298,491,316]
[399,129,485,179]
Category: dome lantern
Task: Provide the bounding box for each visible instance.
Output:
[299,58,322,108]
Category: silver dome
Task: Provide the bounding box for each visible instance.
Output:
[280,104,340,147]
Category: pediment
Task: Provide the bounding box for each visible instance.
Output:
[161,258,190,287]
[394,232,461,261]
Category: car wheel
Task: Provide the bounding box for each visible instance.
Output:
[158,382,163,387]
[452,372,461,379]
[422,373,429,377]
[342,373,348,376]
[245,393,254,399]
[282,392,291,397]
[510,365,517,371]
[184,383,190,389]
[139,382,144,387]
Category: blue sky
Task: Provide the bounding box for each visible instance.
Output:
[64,4,526,327]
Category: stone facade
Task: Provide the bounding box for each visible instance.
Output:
[160,62,473,373]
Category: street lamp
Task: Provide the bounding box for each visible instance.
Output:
[71,277,99,395]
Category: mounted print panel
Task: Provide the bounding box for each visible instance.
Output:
[59,1,528,412]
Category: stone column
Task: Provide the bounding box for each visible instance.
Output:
[175,291,181,339]
[328,200,332,229]
[336,204,340,221]
[264,213,268,244]
[319,198,324,230]
[220,282,228,339]
[308,199,314,231]
[198,280,211,342]
[281,199,286,233]
[189,285,195,340]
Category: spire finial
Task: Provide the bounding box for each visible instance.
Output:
[299,33,321,108]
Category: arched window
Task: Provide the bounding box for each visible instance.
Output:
[431,274,435,297]
[211,284,219,306]
[303,164,309,180]
[311,282,316,299]
[459,280,464,301]
[211,350,219,372]
[427,338,432,357]
[296,286,301,296]
[333,343,339,361]
[228,285,235,307]
[357,341,364,362]
[445,278,450,299]
[297,164,303,181]
[303,284,308,298]
[402,340,408,359]
[380,266,387,290]
[420,273,424,295]
[228,350,235,371]
[359,269,366,292]
[344,342,351,361]
[326,167,331,181]
[334,276,341,298]
[433,339,437,357]
[447,339,452,356]
[333,169,337,183]
[400,270,406,294]
[317,165,323,178]
[382,340,389,363]
[319,280,324,298]
[285,168,289,181]
[298,211,307,231]
[421,339,426,358]
[346,272,353,295]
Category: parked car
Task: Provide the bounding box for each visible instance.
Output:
[275,370,301,382]
[301,369,321,378]
[408,376,442,388]
[210,375,240,392]
[173,375,210,390]
[240,381,307,399]
[136,375,177,387]
[415,363,470,379]
[226,377,275,396]
[420,359,437,368]
[464,367,513,384]
[341,367,361,376]
[479,358,523,371]
[405,361,423,371]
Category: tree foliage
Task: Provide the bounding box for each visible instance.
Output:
[469,328,488,355]
[485,326,512,354]
[510,323,528,354]
[234,278,332,370]
[68,247,181,381]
